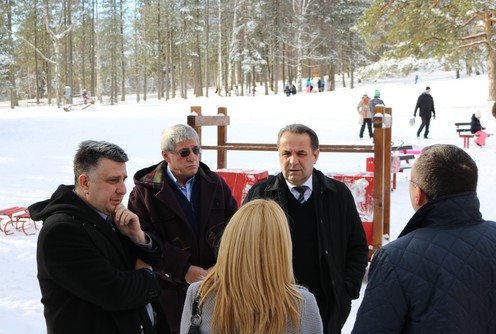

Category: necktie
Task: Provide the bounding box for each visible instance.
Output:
[105,215,115,231]
[294,186,308,204]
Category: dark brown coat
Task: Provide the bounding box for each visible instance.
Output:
[128,161,238,333]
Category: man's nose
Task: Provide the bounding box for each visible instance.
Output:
[117,181,127,195]
[288,154,298,164]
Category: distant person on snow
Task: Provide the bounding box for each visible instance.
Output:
[470,111,488,147]
[413,86,435,139]
[306,78,313,93]
[82,89,95,104]
[368,90,385,115]
[357,93,373,139]
[285,82,291,97]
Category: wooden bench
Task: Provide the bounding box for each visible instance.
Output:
[391,144,416,190]
[454,122,474,148]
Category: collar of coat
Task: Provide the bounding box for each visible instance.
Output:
[399,192,483,238]
[265,169,339,194]
[134,160,211,188]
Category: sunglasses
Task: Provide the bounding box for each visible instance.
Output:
[173,147,202,158]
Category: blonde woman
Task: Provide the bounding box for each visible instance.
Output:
[180,199,323,334]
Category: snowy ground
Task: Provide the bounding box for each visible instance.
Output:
[1,70,495,333]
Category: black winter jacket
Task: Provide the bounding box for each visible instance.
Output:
[30,185,166,334]
[244,170,369,334]
[470,114,485,134]
[352,192,496,334]
[414,92,435,118]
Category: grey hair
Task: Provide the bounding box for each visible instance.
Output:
[277,124,319,152]
[73,140,128,185]
[160,124,199,152]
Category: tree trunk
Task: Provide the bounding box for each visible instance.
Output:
[66,0,73,104]
[194,0,202,97]
[7,0,19,108]
[91,0,96,96]
[488,49,496,101]
[157,1,163,100]
[120,0,126,101]
[82,0,87,91]
[226,0,237,95]
[217,0,223,96]
[329,63,335,91]
[34,0,41,103]
[134,0,140,103]
[170,30,176,99]
[204,0,209,97]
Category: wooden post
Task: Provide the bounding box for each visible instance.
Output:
[189,106,203,144]
[217,107,228,169]
[187,106,230,168]
[383,107,393,239]
[372,109,384,254]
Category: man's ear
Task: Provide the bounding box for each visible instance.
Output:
[78,174,89,193]
[161,150,169,162]
[414,186,428,207]
[313,148,320,165]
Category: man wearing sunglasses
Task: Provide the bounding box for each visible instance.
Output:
[128,124,238,334]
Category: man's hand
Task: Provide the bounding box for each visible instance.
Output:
[136,257,152,270]
[185,265,209,284]
[113,203,147,244]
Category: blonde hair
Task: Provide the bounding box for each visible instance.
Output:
[199,199,303,334]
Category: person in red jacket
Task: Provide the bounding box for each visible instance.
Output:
[128,124,238,334]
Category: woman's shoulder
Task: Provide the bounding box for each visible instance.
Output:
[296,285,316,300]
[186,281,202,299]
[296,286,324,333]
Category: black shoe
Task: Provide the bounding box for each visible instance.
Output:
[424,136,429,139]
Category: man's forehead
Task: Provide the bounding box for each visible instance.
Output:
[92,158,127,175]
[175,139,199,148]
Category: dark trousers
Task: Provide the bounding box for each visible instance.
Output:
[417,116,431,138]
[360,118,373,138]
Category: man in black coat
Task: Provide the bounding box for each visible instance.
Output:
[30,140,169,334]
[244,124,369,334]
[413,86,436,138]
[352,144,496,333]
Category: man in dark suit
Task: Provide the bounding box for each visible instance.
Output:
[244,124,369,334]
[30,140,168,334]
